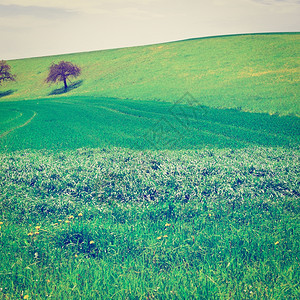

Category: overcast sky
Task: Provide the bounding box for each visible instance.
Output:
[0,0,299,60]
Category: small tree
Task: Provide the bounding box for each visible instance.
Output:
[46,61,81,91]
[0,60,16,85]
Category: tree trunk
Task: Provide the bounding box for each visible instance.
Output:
[63,78,67,91]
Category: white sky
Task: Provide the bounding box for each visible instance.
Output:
[0,0,299,60]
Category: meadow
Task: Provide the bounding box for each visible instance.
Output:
[0,147,299,299]
[0,96,299,152]
[0,33,300,299]
[1,33,300,116]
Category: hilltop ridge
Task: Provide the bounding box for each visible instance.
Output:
[1,32,299,116]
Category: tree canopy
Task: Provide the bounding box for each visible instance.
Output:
[0,60,16,85]
[46,61,81,91]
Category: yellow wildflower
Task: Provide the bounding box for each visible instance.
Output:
[35,226,41,231]
[46,279,50,283]
[0,222,3,225]
[89,241,95,244]
[68,215,74,220]
[34,232,39,235]
[75,254,78,258]
[208,213,212,217]
[65,220,70,224]
[163,235,168,238]
[27,232,33,236]
[165,223,171,227]
[78,213,83,217]
[157,236,162,240]
[58,220,62,222]
[23,295,29,300]
[53,223,58,226]
[275,241,279,245]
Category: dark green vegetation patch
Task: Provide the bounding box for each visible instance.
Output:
[0,96,299,152]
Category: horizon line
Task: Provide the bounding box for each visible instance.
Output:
[8,31,300,62]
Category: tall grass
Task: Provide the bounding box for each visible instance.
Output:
[0,147,299,299]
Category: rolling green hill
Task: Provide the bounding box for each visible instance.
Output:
[1,33,300,116]
[1,33,300,299]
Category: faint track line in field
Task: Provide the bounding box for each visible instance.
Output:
[0,110,23,124]
[182,115,296,145]
[52,100,150,119]
[89,104,254,145]
[88,104,151,120]
[0,111,37,138]
[86,103,297,145]
[187,124,255,146]
[115,102,297,142]
[98,105,130,116]
[50,99,298,145]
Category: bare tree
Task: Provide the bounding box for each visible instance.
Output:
[0,60,16,85]
[46,61,81,91]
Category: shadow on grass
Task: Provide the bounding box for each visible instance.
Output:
[0,90,15,98]
[49,80,83,95]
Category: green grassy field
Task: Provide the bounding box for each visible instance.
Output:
[1,33,300,116]
[0,96,299,152]
[1,147,299,299]
[0,33,300,299]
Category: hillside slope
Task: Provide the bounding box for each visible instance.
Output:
[1,33,299,116]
